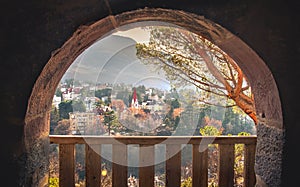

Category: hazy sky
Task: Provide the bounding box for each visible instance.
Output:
[113,27,150,43]
[62,27,171,90]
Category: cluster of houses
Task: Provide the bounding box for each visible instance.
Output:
[52,82,171,135]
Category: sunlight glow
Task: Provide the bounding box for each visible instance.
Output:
[113,27,150,43]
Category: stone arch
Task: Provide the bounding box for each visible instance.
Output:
[25,8,283,186]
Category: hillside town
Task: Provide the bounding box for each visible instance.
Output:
[51,79,186,136]
[51,79,256,137]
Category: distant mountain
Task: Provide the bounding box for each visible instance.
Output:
[63,35,170,90]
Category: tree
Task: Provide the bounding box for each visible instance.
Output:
[58,100,73,119]
[116,89,130,106]
[64,78,74,88]
[111,99,126,118]
[135,85,146,95]
[50,106,59,134]
[58,100,86,119]
[72,100,86,112]
[199,120,223,136]
[54,119,71,135]
[103,109,120,135]
[161,98,183,132]
[95,88,112,105]
[55,89,62,97]
[171,98,180,109]
[136,26,257,124]
[94,100,105,114]
[222,107,256,135]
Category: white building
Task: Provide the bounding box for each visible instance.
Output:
[84,96,100,112]
[69,112,95,135]
[52,95,61,108]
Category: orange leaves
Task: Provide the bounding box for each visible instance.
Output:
[129,107,148,119]
[173,108,184,118]
[111,99,125,112]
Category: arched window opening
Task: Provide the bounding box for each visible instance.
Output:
[49,21,257,187]
[50,21,256,137]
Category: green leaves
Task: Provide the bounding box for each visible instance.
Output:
[199,125,222,136]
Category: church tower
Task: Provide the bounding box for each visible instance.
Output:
[131,88,139,109]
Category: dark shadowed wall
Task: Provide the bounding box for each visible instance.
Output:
[0,0,298,186]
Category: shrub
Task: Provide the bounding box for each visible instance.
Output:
[49,177,59,187]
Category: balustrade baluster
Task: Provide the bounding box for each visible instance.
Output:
[59,144,75,187]
[192,144,208,187]
[218,144,235,187]
[86,144,101,187]
[166,144,181,187]
[49,135,257,187]
[244,143,256,187]
[112,144,128,187]
[139,144,155,187]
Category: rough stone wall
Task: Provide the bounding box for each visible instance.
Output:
[24,114,50,186]
[255,123,285,187]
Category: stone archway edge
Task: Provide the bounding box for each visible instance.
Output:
[25,7,284,187]
[27,8,282,129]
